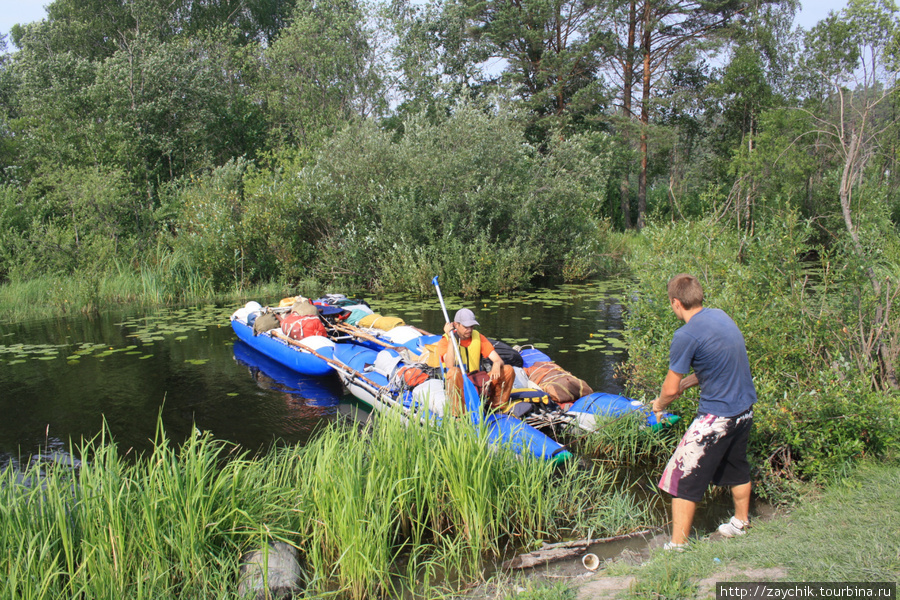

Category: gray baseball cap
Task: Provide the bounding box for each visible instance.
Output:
[453,308,479,327]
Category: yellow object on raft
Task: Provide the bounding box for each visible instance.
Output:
[357,314,405,331]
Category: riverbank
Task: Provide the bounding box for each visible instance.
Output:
[0,416,662,600]
[482,460,899,600]
[0,272,316,321]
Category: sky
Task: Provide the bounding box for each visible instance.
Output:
[0,0,850,47]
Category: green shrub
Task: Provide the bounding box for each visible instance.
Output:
[0,167,144,282]
[621,211,900,493]
[166,102,618,296]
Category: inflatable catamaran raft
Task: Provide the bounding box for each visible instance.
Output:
[230,295,679,463]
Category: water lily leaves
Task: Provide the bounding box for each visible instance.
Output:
[1,304,232,367]
[0,342,68,363]
[117,306,232,344]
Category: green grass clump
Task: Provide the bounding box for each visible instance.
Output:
[0,413,653,600]
[566,411,680,471]
[500,581,577,600]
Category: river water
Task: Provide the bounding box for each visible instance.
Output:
[0,281,631,468]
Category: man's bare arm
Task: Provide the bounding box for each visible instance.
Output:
[651,370,685,417]
[679,373,698,392]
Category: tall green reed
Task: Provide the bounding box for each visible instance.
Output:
[0,412,654,600]
[566,412,678,471]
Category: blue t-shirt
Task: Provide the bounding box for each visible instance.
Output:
[669,307,757,418]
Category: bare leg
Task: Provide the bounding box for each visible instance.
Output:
[444,367,465,417]
[488,365,516,409]
[731,482,751,522]
[671,497,696,545]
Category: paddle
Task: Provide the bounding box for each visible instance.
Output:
[432,276,482,423]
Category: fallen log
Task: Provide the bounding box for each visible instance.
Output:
[539,529,651,550]
[502,546,587,570]
[501,530,652,570]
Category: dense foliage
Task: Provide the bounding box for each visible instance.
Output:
[1,0,899,295]
[621,212,900,492]
[0,0,898,485]
[160,104,615,292]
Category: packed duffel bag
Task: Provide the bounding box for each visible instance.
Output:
[395,365,437,388]
[280,314,327,341]
[412,379,447,418]
[483,337,524,368]
[524,361,594,408]
[253,311,280,336]
[357,313,405,331]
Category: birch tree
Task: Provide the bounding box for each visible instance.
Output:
[801,0,900,388]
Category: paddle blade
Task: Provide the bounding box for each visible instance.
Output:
[462,373,481,425]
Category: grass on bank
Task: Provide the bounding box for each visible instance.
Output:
[495,461,899,600]
[0,413,659,600]
[0,269,320,321]
[626,460,900,598]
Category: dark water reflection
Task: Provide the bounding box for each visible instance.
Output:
[0,281,630,467]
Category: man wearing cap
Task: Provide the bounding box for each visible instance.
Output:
[436,308,515,416]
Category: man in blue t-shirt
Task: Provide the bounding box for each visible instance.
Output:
[650,274,757,551]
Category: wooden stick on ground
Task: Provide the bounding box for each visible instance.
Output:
[502,546,586,570]
[539,530,651,550]
[501,530,652,570]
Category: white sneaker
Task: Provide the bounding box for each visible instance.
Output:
[718,516,749,538]
[663,541,687,552]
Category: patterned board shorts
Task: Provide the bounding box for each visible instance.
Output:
[658,409,753,503]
